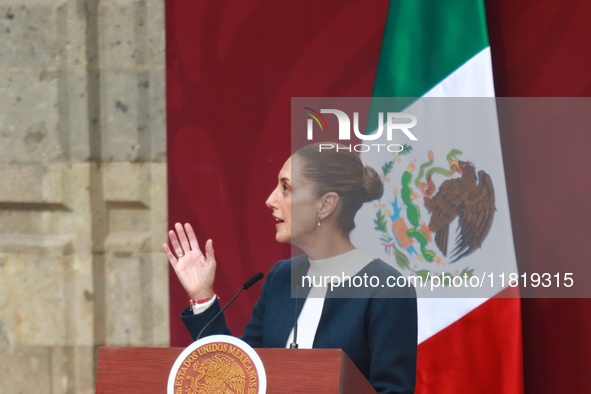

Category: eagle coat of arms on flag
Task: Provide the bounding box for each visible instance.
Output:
[373,145,495,283]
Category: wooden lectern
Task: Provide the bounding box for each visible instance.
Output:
[96,347,376,393]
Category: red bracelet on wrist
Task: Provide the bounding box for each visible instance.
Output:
[189,294,216,306]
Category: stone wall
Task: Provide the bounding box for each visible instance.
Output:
[0,1,168,393]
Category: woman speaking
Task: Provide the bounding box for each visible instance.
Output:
[164,143,417,394]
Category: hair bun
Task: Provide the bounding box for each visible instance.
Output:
[362,165,383,202]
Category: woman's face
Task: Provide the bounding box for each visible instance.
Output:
[265,156,320,246]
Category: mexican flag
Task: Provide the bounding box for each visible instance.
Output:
[354,1,524,392]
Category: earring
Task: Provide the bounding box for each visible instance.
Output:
[317,216,322,227]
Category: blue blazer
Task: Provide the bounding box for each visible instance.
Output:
[182,255,417,394]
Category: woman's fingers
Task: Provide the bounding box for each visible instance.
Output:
[175,222,192,255]
[166,223,206,261]
[162,243,177,265]
[185,223,200,250]
[204,239,215,263]
[168,229,184,258]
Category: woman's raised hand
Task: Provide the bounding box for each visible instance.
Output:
[163,223,216,300]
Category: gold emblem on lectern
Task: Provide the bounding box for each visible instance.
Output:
[168,335,266,394]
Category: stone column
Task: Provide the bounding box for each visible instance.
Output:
[0,1,168,393]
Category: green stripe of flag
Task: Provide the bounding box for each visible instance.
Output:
[373,0,490,98]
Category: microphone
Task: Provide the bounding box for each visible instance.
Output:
[289,281,299,349]
[242,272,264,290]
[196,272,264,340]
